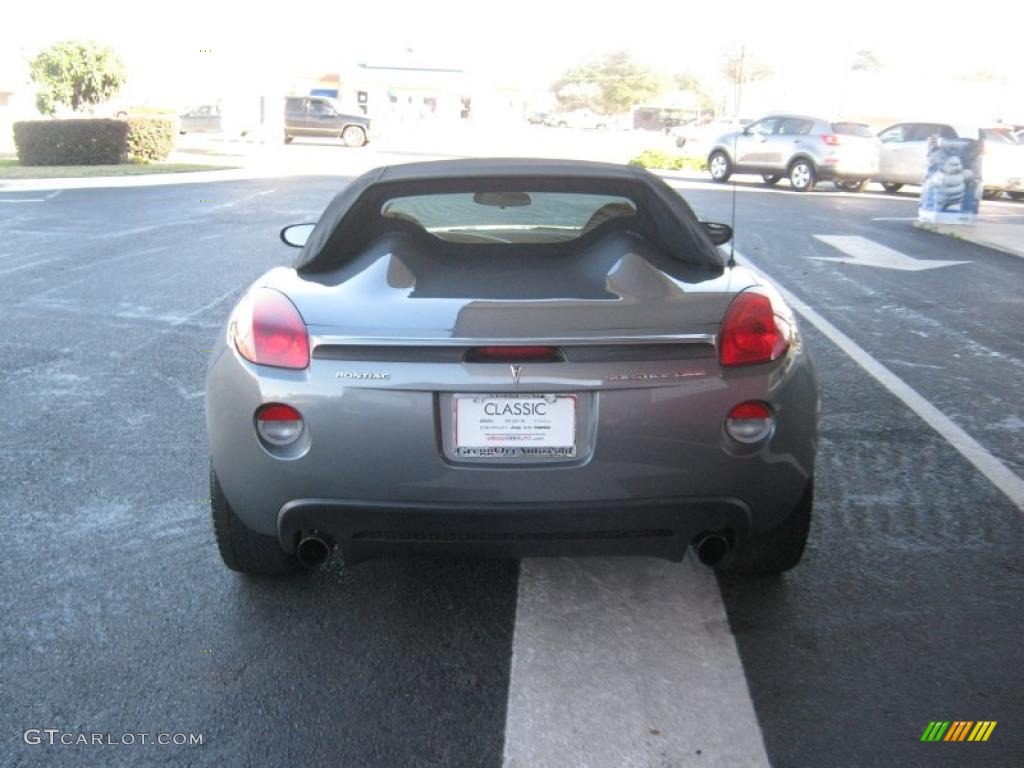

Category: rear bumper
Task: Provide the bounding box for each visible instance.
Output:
[819,158,879,180]
[278,497,750,563]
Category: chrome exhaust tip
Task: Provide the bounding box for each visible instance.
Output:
[693,532,730,567]
[296,533,333,568]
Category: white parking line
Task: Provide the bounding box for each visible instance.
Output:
[736,248,1024,512]
[0,257,63,276]
[503,557,771,768]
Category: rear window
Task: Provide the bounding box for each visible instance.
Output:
[832,122,874,138]
[380,192,638,243]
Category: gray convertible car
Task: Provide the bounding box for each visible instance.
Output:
[205,159,818,576]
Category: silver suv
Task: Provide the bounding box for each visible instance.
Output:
[707,114,881,192]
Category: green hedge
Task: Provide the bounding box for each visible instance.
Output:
[13,119,130,165]
[125,117,175,162]
[629,149,708,172]
[12,117,176,165]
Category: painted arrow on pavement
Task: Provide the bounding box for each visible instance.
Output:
[812,235,971,271]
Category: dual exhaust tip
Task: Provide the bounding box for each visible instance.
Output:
[298,530,730,568]
[296,532,333,568]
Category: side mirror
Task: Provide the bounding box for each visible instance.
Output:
[702,221,733,246]
[280,223,316,248]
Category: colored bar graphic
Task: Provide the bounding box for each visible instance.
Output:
[922,720,996,742]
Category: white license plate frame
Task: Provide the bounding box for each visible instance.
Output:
[452,393,577,458]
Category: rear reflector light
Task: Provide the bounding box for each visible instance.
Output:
[821,134,841,146]
[719,290,790,367]
[725,401,773,443]
[231,288,309,369]
[465,346,563,363]
[256,403,303,446]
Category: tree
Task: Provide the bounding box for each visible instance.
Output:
[721,49,774,86]
[553,51,663,114]
[29,41,126,116]
[720,48,773,115]
[673,71,716,113]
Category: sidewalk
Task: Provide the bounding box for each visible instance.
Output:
[914,217,1024,259]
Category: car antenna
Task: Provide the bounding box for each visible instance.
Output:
[727,43,744,269]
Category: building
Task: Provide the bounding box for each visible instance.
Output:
[293,51,527,125]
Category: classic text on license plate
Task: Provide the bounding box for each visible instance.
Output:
[453,394,576,458]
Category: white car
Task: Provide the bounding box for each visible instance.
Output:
[877,122,1024,200]
[548,110,612,130]
[672,118,753,150]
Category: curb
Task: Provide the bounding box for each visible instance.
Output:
[913,221,1024,259]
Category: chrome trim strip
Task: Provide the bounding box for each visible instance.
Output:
[308,333,717,347]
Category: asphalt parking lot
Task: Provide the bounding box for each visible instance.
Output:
[2,162,1022,767]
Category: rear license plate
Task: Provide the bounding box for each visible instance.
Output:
[453,394,576,458]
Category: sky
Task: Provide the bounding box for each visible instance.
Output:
[2,0,1020,107]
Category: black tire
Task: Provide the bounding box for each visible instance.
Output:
[283,133,293,144]
[211,467,300,575]
[982,188,1003,201]
[762,174,781,186]
[708,151,732,183]
[728,482,812,576]
[881,182,903,193]
[1008,191,1024,201]
[675,136,686,148]
[835,179,867,192]
[788,158,816,192]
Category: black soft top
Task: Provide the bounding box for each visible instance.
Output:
[295,158,724,272]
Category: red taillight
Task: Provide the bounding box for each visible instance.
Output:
[728,402,770,420]
[231,288,309,369]
[821,134,841,146]
[256,403,303,446]
[466,346,562,363]
[719,290,790,367]
[257,404,302,422]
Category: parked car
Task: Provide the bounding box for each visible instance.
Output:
[205,158,818,576]
[283,96,372,147]
[707,115,881,192]
[526,112,551,125]
[548,110,611,130]
[876,122,1024,199]
[178,101,260,137]
[179,104,222,134]
[671,117,752,150]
